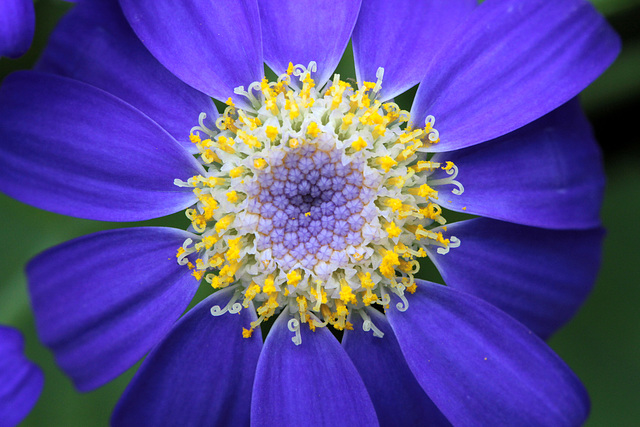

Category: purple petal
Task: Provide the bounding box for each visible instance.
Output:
[353,0,475,101]
[431,99,605,229]
[251,310,378,426]
[119,0,263,104]
[259,0,361,87]
[0,0,34,59]
[0,71,201,222]
[343,308,451,427]
[37,0,217,152]
[387,280,590,426]
[411,0,620,151]
[112,288,262,426]
[0,327,43,426]
[27,227,200,391]
[430,218,604,339]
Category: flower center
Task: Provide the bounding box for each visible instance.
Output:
[251,141,371,273]
[175,62,463,344]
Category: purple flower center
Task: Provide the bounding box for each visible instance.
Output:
[252,143,373,271]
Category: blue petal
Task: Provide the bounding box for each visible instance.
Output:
[353,0,476,101]
[387,280,590,426]
[411,0,620,151]
[0,0,34,59]
[0,327,43,426]
[343,308,451,427]
[37,0,217,152]
[112,288,262,426]
[429,218,604,339]
[0,71,202,222]
[431,99,605,229]
[251,310,378,426]
[259,0,361,87]
[118,0,263,105]
[27,227,200,391]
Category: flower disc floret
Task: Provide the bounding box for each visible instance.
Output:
[175,62,463,344]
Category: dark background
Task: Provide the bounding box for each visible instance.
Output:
[1,0,638,425]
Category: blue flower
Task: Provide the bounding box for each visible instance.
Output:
[0,326,43,426]
[0,0,620,425]
[0,0,35,59]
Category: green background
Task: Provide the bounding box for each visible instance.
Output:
[1,0,639,425]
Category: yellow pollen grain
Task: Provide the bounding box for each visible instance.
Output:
[306,122,320,138]
[226,236,243,262]
[285,92,300,119]
[377,155,397,173]
[351,136,367,151]
[202,235,218,249]
[215,214,234,233]
[339,281,357,305]
[192,270,205,281]
[266,98,279,115]
[287,270,302,286]
[265,125,278,141]
[253,158,267,170]
[386,222,402,238]
[409,184,438,199]
[226,191,239,203]
[380,250,400,278]
[385,198,403,212]
[229,166,246,178]
[288,138,299,149]
[341,113,354,130]
[217,135,236,154]
[263,274,277,294]
[242,282,261,308]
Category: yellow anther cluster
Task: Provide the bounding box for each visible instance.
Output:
[351,136,367,152]
[175,62,462,343]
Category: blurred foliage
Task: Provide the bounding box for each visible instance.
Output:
[0,0,639,425]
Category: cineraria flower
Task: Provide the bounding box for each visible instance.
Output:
[0,326,43,426]
[0,0,619,425]
[0,0,35,59]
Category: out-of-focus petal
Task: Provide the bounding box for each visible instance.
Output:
[431,99,605,229]
[252,310,378,426]
[37,0,217,152]
[112,288,262,426]
[0,327,43,426]
[119,0,263,105]
[353,0,476,101]
[0,0,34,59]
[27,227,200,391]
[343,308,450,427]
[387,280,590,426]
[411,0,620,151]
[0,71,201,222]
[429,218,605,339]
[259,0,361,87]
